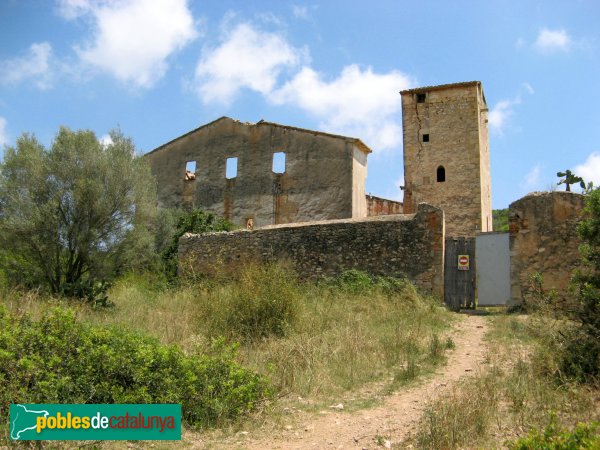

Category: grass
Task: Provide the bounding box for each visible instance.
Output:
[0,265,455,429]
[408,312,599,449]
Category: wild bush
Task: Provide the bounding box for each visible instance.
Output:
[562,187,600,380]
[202,264,301,341]
[508,413,600,450]
[161,209,234,282]
[0,305,272,430]
[324,269,409,296]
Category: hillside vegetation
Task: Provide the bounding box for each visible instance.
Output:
[0,266,455,446]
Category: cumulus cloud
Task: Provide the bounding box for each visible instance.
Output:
[58,0,197,88]
[489,83,534,135]
[56,0,93,19]
[0,117,7,147]
[0,42,53,89]
[292,5,309,19]
[193,21,412,152]
[520,164,542,193]
[194,23,304,104]
[533,28,571,53]
[574,153,600,186]
[488,98,519,135]
[99,134,113,148]
[272,65,413,151]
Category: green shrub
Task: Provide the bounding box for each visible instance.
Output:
[0,305,272,430]
[204,264,301,341]
[161,209,234,282]
[508,413,600,449]
[325,269,409,296]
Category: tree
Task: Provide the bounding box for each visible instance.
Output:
[0,127,158,300]
[557,169,585,192]
[161,209,234,282]
[559,186,600,379]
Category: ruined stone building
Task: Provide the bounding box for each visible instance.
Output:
[400,81,492,236]
[147,81,491,237]
[149,81,583,306]
[147,117,371,229]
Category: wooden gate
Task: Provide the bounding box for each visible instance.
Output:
[444,237,476,311]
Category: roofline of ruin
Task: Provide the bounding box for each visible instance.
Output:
[145,116,373,156]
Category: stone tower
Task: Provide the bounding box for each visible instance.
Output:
[400,81,492,236]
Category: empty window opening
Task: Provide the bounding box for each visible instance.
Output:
[422,133,430,143]
[272,152,286,173]
[416,93,426,103]
[226,157,238,179]
[437,166,446,182]
[185,161,196,180]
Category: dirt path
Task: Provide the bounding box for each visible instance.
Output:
[215,314,489,449]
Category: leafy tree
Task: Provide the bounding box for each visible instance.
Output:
[0,127,158,301]
[162,209,234,281]
[492,208,509,232]
[557,169,585,192]
[560,186,600,380]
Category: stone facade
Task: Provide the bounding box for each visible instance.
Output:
[146,117,370,229]
[366,194,403,216]
[179,203,445,297]
[400,81,493,236]
[509,191,585,303]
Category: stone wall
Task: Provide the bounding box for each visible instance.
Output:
[146,116,370,229]
[509,191,585,303]
[179,203,445,298]
[366,194,403,216]
[401,82,492,236]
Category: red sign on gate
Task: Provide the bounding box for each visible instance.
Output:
[458,255,470,271]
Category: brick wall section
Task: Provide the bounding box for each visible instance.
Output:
[509,191,585,303]
[366,194,403,216]
[179,203,445,298]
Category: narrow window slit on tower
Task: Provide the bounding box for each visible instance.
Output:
[416,93,426,103]
[422,134,430,143]
[226,157,238,179]
[272,152,286,173]
[437,166,446,183]
[184,161,196,180]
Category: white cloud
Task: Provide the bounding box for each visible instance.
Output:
[56,0,93,19]
[0,117,7,147]
[99,134,113,148]
[489,83,535,135]
[60,0,197,88]
[489,98,518,135]
[292,5,309,19]
[195,23,303,104]
[272,65,413,151]
[574,152,600,187]
[520,164,542,193]
[533,28,571,53]
[522,82,535,95]
[0,42,53,89]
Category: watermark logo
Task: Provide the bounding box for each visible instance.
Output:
[10,404,181,440]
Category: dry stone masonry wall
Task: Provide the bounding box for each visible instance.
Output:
[179,203,445,298]
[509,191,585,303]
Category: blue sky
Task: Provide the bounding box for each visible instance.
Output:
[1,0,599,208]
